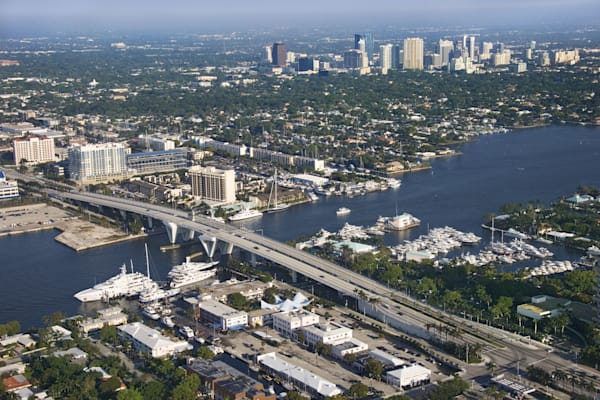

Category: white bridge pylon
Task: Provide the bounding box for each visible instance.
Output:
[163,221,198,244]
[199,234,217,259]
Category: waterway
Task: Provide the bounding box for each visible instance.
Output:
[1,125,600,329]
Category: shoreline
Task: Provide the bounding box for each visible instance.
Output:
[0,203,149,252]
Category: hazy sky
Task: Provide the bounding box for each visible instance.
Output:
[1,0,599,35]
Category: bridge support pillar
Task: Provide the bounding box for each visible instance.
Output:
[250,253,257,267]
[181,229,196,241]
[147,216,153,229]
[199,234,217,259]
[164,221,178,244]
[290,270,298,283]
[223,242,234,255]
[120,210,127,220]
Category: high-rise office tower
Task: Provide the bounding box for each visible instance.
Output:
[403,38,424,70]
[272,42,287,68]
[468,35,476,59]
[355,36,366,53]
[355,32,374,63]
[438,39,454,66]
[264,46,273,63]
[68,143,128,183]
[392,45,403,69]
[380,44,393,71]
[462,35,476,59]
[343,49,366,69]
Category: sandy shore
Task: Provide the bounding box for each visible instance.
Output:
[0,203,145,251]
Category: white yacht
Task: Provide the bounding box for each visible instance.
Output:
[74,262,157,303]
[138,286,181,303]
[142,303,162,320]
[307,191,319,202]
[168,257,219,289]
[336,207,351,216]
[228,208,263,221]
[587,245,600,257]
[385,213,420,231]
[386,178,402,189]
[161,316,175,328]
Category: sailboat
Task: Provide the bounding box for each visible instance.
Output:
[265,168,290,213]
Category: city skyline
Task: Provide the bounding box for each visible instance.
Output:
[1,0,599,35]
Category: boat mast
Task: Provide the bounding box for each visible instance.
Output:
[145,243,150,279]
[274,168,278,208]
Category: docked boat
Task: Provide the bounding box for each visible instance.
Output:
[504,228,530,240]
[74,262,158,303]
[265,203,290,213]
[336,207,351,216]
[587,245,600,257]
[228,208,263,221]
[142,304,161,320]
[386,178,402,189]
[139,286,181,303]
[161,316,175,328]
[307,191,319,202]
[265,168,290,213]
[385,213,420,231]
[168,257,219,289]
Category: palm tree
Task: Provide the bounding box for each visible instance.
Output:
[485,361,497,376]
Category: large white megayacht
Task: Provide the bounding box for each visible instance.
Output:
[168,257,219,289]
[74,262,157,302]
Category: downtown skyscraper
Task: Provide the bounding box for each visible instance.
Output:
[403,38,424,70]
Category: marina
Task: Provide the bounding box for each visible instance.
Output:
[2,126,600,328]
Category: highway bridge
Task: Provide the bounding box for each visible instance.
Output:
[46,189,592,390]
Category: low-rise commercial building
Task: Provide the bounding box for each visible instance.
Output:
[0,171,19,200]
[79,307,128,334]
[118,322,192,358]
[515,295,586,322]
[127,149,188,175]
[200,280,272,303]
[386,364,431,388]
[198,299,248,331]
[331,338,369,359]
[302,322,352,346]
[272,310,319,337]
[257,352,342,398]
[369,349,405,368]
[186,359,275,400]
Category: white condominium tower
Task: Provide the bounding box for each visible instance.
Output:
[189,165,236,203]
[13,135,55,165]
[68,143,128,183]
[403,38,424,70]
[380,44,393,72]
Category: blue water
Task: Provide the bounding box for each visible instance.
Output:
[1,125,599,329]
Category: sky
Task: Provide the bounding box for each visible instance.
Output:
[1,0,599,36]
